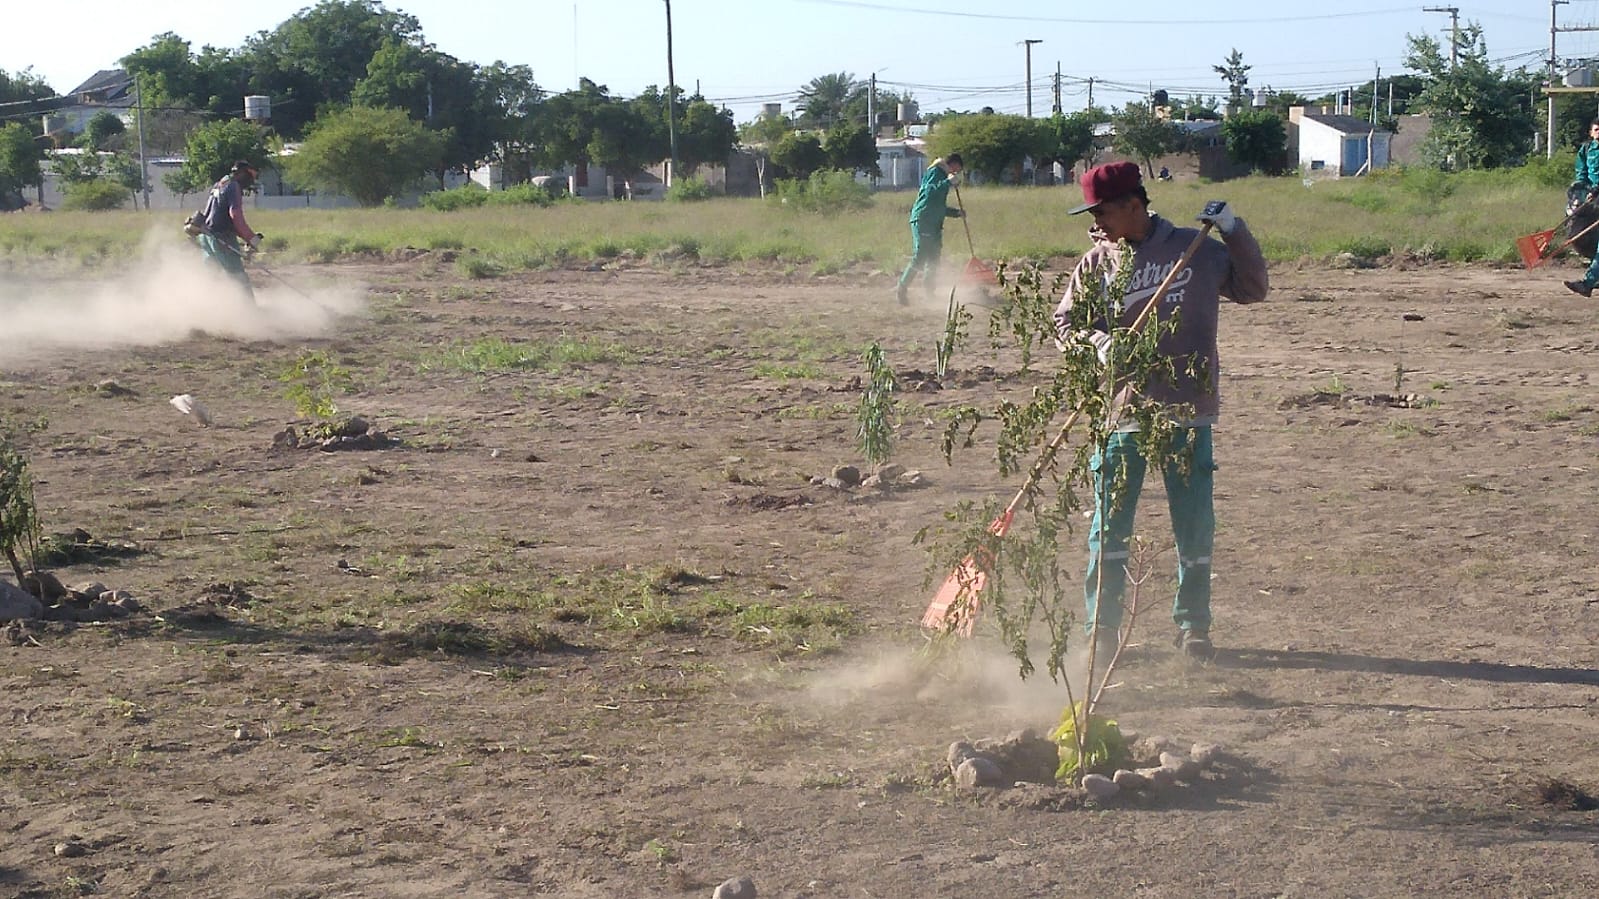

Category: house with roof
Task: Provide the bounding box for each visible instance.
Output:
[42,70,138,142]
[1288,107,1393,177]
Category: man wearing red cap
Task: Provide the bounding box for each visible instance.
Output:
[1053,160,1269,661]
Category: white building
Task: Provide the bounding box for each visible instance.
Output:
[1289,108,1393,177]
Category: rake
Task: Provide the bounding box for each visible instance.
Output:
[1516,194,1599,269]
[951,182,997,286]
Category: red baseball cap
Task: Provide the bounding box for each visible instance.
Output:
[1069,161,1142,215]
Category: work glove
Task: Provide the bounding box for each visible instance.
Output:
[1196,200,1237,235]
[247,232,263,252]
[1071,329,1112,364]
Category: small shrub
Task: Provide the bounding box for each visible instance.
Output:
[60,179,131,211]
[1335,235,1391,261]
[421,184,489,211]
[666,176,717,202]
[485,183,554,207]
[456,255,503,279]
[773,170,872,216]
[279,350,353,421]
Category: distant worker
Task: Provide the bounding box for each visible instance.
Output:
[1158,166,1173,182]
[1564,119,1599,297]
[194,160,264,301]
[896,153,964,305]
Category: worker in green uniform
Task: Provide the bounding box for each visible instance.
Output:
[896,154,964,305]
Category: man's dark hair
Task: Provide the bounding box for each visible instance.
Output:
[230,160,258,176]
[1590,118,1599,129]
[945,153,963,166]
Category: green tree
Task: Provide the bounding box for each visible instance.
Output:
[1403,24,1539,169]
[0,123,47,202]
[476,62,544,182]
[926,112,1049,183]
[797,72,863,129]
[1038,111,1097,173]
[739,113,793,198]
[823,125,877,175]
[1110,102,1182,178]
[52,151,142,209]
[590,99,665,198]
[80,112,126,152]
[676,97,738,174]
[771,131,826,181]
[353,39,499,182]
[1262,89,1311,117]
[533,78,612,171]
[122,35,249,122]
[166,119,273,196]
[1174,94,1222,121]
[1213,48,1251,116]
[281,105,445,206]
[1221,109,1286,173]
[241,0,424,137]
[0,67,56,125]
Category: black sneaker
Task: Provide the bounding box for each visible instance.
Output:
[1176,628,1215,662]
[1565,280,1593,298]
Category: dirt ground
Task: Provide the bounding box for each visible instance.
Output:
[2,249,1598,898]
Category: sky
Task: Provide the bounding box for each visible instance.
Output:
[4,0,1597,123]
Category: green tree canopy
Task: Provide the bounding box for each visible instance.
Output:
[281,105,445,206]
[1038,111,1098,173]
[0,68,57,128]
[925,112,1049,182]
[675,97,738,174]
[80,112,126,152]
[1403,23,1539,169]
[165,119,274,196]
[771,132,826,180]
[823,125,877,175]
[241,0,424,137]
[1110,102,1182,178]
[353,39,500,181]
[1213,49,1251,115]
[0,123,47,200]
[1221,109,1286,174]
[533,78,613,170]
[797,72,863,129]
[589,99,665,196]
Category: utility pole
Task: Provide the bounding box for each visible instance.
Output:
[1021,39,1043,117]
[135,74,149,210]
[1087,76,1094,109]
[868,72,876,136]
[1550,0,1566,157]
[663,0,678,186]
[1370,64,1381,125]
[1053,63,1062,115]
[1423,6,1461,70]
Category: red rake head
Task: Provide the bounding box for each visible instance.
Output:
[962,256,998,285]
[1517,229,1555,269]
[919,510,1014,636]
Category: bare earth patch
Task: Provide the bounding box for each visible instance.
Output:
[2,255,1598,897]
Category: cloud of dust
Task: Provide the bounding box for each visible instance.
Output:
[0,233,366,368]
[801,636,1097,735]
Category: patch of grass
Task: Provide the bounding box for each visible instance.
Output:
[456,255,504,279]
[752,362,826,380]
[424,336,635,373]
[382,619,567,657]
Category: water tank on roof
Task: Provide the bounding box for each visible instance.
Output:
[897,101,917,123]
[761,102,782,119]
[1252,87,1269,108]
[1567,67,1593,88]
[244,95,271,122]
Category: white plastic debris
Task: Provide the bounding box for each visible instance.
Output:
[169,394,213,427]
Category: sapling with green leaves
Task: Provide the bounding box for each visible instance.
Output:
[857,341,898,465]
[0,426,43,585]
[917,246,1196,782]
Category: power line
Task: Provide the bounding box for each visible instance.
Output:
[790,0,1418,26]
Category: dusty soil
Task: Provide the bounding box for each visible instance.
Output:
[2,252,1598,898]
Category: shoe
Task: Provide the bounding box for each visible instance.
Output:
[896,284,909,305]
[1176,628,1215,662]
[1564,280,1593,298]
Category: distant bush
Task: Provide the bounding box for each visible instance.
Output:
[421,184,489,211]
[773,170,872,215]
[486,183,555,207]
[422,183,553,212]
[666,176,717,202]
[59,179,131,211]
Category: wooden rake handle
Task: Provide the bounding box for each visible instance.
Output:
[995,220,1217,520]
[952,182,977,258]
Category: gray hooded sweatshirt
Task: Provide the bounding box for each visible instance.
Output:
[1052,213,1269,424]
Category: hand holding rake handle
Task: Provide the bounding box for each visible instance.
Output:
[921,221,1216,634]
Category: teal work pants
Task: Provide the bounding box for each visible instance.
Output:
[1084,426,1216,635]
[198,234,255,300]
[897,222,943,293]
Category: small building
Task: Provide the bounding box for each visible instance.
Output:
[43,70,137,142]
[871,137,927,190]
[1289,108,1393,177]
